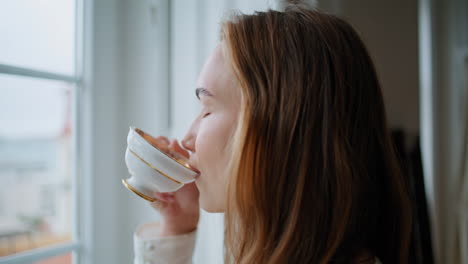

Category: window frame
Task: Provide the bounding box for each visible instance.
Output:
[0,0,86,263]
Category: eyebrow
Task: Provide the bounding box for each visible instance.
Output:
[195,87,214,100]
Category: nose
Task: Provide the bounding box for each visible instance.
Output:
[181,121,198,153]
[181,135,195,153]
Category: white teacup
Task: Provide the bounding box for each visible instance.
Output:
[122,126,199,202]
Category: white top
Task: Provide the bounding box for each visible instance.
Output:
[133,222,197,264]
[133,222,382,264]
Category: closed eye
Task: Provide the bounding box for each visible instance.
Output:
[196,87,214,100]
[203,112,211,118]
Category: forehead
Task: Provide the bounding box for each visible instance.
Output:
[196,45,238,100]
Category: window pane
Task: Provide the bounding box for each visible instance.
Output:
[0,0,75,75]
[0,74,74,257]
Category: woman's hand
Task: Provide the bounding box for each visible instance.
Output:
[144,135,200,237]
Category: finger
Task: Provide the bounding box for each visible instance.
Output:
[156,136,170,145]
[149,200,167,211]
[154,192,176,203]
[169,139,190,159]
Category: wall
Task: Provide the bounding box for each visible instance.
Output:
[81,0,121,263]
[85,1,172,263]
[116,0,172,263]
[320,0,420,139]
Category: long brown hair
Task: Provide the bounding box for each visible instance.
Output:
[221,5,412,264]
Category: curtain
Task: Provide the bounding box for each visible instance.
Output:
[452,55,468,264]
[392,130,435,264]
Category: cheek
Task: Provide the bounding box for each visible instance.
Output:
[196,116,234,176]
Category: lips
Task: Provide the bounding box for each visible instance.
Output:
[188,162,201,178]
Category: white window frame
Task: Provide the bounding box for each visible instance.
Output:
[0,0,86,263]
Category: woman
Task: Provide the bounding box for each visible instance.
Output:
[133,5,412,264]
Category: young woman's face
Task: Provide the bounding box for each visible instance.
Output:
[181,45,240,212]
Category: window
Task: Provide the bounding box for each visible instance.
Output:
[0,0,82,263]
